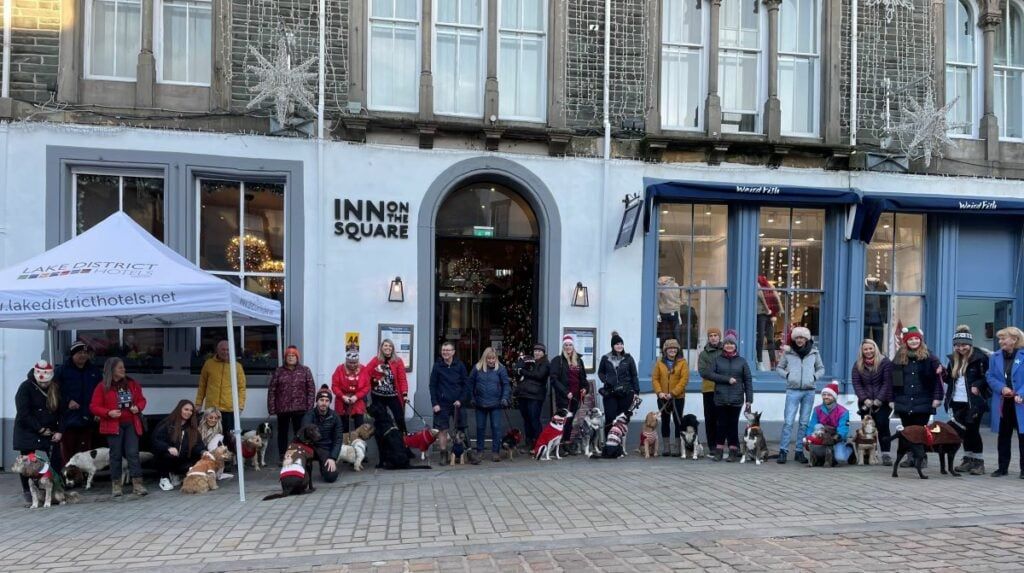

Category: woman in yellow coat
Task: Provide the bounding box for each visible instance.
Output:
[651,339,689,456]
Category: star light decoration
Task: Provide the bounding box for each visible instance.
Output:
[894,89,967,168]
[246,33,318,127]
[864,0,913,23]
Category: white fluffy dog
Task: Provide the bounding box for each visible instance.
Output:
[338,439,368,471]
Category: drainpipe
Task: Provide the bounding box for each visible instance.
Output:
[850,0,858,146]
[597,0,611,349]
[315,0,327,382]
[2,0,12,98]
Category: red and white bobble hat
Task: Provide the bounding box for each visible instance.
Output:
[561,334,576,348]
[33,360,54,383]
[821,380,840,399]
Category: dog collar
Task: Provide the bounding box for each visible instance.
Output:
[291,442,314,456]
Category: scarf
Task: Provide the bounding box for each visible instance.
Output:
[794,341,812,360]
[863,356,875,368]
[723,349,737,358]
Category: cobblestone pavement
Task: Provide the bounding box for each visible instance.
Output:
[2,439,1023,572]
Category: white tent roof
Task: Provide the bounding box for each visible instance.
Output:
[0,212,281,330]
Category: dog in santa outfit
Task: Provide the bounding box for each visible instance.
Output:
[533,409,571,461]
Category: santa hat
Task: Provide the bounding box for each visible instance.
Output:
[561,334,576,347]
[33,360,54,383]
[315,384,332,403]
[902,326,924,344]
[791,326,812,341]
[821,380,840,399]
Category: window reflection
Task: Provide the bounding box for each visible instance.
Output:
[864,213,925,355]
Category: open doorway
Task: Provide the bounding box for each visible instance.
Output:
[956,298,1013,352]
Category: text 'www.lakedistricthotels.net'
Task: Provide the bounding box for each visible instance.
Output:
[0,292,178,313]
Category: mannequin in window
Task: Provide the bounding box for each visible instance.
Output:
[863,276,890,347]
[756,276,782,369]
[658,276,700,349]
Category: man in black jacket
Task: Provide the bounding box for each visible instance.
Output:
[55,341,102,462]
[301,386,343,483]
[429,342,468,465]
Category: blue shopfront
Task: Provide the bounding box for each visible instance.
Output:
[639,178,1024,401]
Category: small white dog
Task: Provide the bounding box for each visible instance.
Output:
[338,439,368,471]
[63,447,112,490]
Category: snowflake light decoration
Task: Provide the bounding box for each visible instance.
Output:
[246,33,318,126]
[864,0,914,23]
[894,89,966,167]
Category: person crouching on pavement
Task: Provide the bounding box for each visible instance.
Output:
[153,399,206,491]
[300,386,343,483]
[803,381,851,466]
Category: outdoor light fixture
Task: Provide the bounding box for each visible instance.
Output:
[572,282,590,307]
[388,276,405,302]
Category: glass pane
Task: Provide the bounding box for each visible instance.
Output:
[754,286,783,370]
[522,0,544,31]
[996,68,1024,138]
[663,0,702,45]
[720,50,759,132]
[499,35,545,119]
[692,205,728,285]
[121,329,165,373]
[720,0,758,49]
[189,2,212,84]
[458,32,483,115]
[75,174,119,234]
[889,295,924,356]
[90,0,118,76]
[199,179,240,271]
[945,66,973,134]
[162,2,188,81]
[863,294,891,349]
[759,207,791,286]
[461,0,482,25]
[437,0,457,22]
[1012,6,1024,65]
[957,1,974,62]
[370,23,419,110]
[244,276,285,374]
[372,0,393,17]
[396,0,418,19]
[115,0,142,79]
[655,290,726,369]
[244,182,286,274]
[893,213,924,293]
[435,183,539,239]
[779,55,816,134]
[780,0,817,54]
[78,330,120,367]
[435,30,458,113]
[658,204,694,286]
[122,176,164,241]
[865,212,894,287]
[661,46,702,129]
[791,208,823,290]
[501,0,520,28]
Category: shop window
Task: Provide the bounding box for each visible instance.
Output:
[945,0,978,136]
[661,0,705,131]
[498,0,547,122]
[996,0,1024,139]
[656,204,728,367]
[756,207,824,371]
[85,0,143,80]
[72,171,167,373]
[197,179,286,374]
[369,0,421,112]
[157,0,213,85]
[864,213,925,357]
[719,0,762,133]
[435,0,485,117]
[778,0,819,136]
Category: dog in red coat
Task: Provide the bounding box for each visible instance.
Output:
[534,409,571,461]
[887,421,963,479]
[404,428,440,460]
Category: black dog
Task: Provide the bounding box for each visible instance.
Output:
[263,424,320,500]
[886,421,964,479]
[368,400,430,470]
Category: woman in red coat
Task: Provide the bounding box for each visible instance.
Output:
[361,339,409,433]
[90,357,147,498]
[332,348,369,434]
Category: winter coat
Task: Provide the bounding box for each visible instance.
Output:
[775,343,824,390]
[548,354,592,409]
[429,358,469,407]
[362,356,409,398]
[301,407,345,460]
[705,354,754,407]
[55,358,101,429]
[987,349,1024,433]
[90,378,147,436]
[469,365,511,409]
[805,402,850,441]
[332,364,370,416]
[14,376,63,452]
[597,352,640,396]
[196,357,247,412]
[267,364,315,415]
[944,348,990,412]
[851,358,894,403]
[652,357,689,398]
[513,357,550,402]
[892,353,944,415]
[698,343,724,393]
[151,416,206,461]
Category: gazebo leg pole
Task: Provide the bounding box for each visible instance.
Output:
[276,325,283,368]
[46,326,54,365]
[226,311,245,503]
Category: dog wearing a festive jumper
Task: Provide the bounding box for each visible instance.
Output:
[740,411,769,465]
[805,424,839,467]
[263,448,314,500]
[593,412,631,459]
[534,409,570,461]
[887,421,964,479]
[449,429,469,465]
[639,411,659,458]
[11,452,79,508]
[404,427,440,460]
[679,414,704,460]
[853,415,882,466]
[501,428,523,460]
[338,423,374,471]
[180,445,232,494]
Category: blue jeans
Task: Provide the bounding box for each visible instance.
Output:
[780,389,815,452]
[475,408,502,453]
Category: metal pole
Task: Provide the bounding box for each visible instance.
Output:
[850,0,858,146]
[226,311,245,502]
[47,327,55,366]
[276,324,283,368]
[2,0,12,98]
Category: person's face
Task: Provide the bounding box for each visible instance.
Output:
[36,376,52,389]
[613,342,624,353]
[317,396,330,411]
[205,412,220,427]
[72,351,90,368]
[907,337,922,350]
[486,355,497,368]
[724,341,736,353]
[563,342,574,355]
[665,347,678,359]
[822,393,836,406]
[794,336,808,347]
[861,343,875,360]
[382,342,394,357]
[181,404,194,421]
[216,342,229,361]
[954,343,972,356]
[113,361,126,379]
[533,349,544,360]
[708,333,721,345]
[441,346,455,361]
[285,353,298,366]
[999,334,1018,352]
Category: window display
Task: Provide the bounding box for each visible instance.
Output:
[864,213,925,356]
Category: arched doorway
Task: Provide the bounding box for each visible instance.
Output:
[434,183,540,367]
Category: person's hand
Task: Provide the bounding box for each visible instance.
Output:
[325,459,337,472]
[873,399,883,407]
[51,433,62,442]
[971,387,980,396]
[659,393,669,400]
[109,410,121,418]
[567,393,573,400]
[932,400,941,409]
[729,377,737,385]
[1002,387,1014,397]
[68,400,80,410]
[433,405,441,413]
[168,447,179,457]
[936,365,944,376]
[129,406,140,414]
[888,402,894,410]
[403,395,409,404]
[744,403,752,413]
[1017,396,1024,405]
[500,399,510,408]
[453,400,461,408]
[39,428,51,436]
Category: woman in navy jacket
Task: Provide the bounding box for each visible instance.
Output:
[469,347,510,461]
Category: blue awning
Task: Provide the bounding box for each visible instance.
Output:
[854,193,1024,242]
[643,178,862,232]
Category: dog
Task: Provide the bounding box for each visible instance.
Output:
[181,446,233,494]
[254,421,272,468]
[449,429,469,465]
[404,427,440,460]
[63,447,111,490]
[576,407,604,458]
[337,423,374,471]
[12,452,79,508]
[887,421,964,479]
[534,409,571,461]
[593,412,631,459]
[369,400,431,470]
[501,428,522,460]
[679,414,703,460]
[263,448,315,501]
[740,411,769,465]
[240,432,265,471]
[805,424,839,467]
[853,415,881,466]
[639,411,659,458]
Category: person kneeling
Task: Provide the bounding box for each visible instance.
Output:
[802,381,852,466]
[300,386,343,483]
[153,400,206,491]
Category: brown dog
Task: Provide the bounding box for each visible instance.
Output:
[11,453,79,508]
[639,411,659,459]
[853,416,881,465]
[889,421,963,479]
[181,446,232,494]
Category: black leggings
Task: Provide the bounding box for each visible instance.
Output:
[899,412,931,427]
[603,393,635,436]
[276,412,304,460]
[951,402,983,454]
[155,451,198,480]
[702,392,717,448]
[866,402,893,453]
[715,404,742,449]
[997,398,1024,473]
[657,397,685,438]
[374,395,407,434]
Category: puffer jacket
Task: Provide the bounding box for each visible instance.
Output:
[851,357,894,403]
[55,358,102,429]
[429,357,469,407]
[776,343,824,390]
[698,342,724,393]
[469,365,511,409]
[14,375,63,452]
[514,357,550,402]
[652,357,688,398]
[196,357,246,412]
[151,416,206,461]
[597,352,640,395]
[944,347,991,411]
[892,353,944,415]
[267,363,316,415]
[705,354,754,407]
[301,406,344,460]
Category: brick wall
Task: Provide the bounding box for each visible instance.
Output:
[229,0,348,117]
[0,0,61,103]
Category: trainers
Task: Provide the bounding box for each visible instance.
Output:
[954,458,973,473]
[969,461,986,476]
[794,451,808,464]
[158,478,173,491]
[777,450,788,464]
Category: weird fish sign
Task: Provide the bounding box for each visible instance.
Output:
[333,199,410,241]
